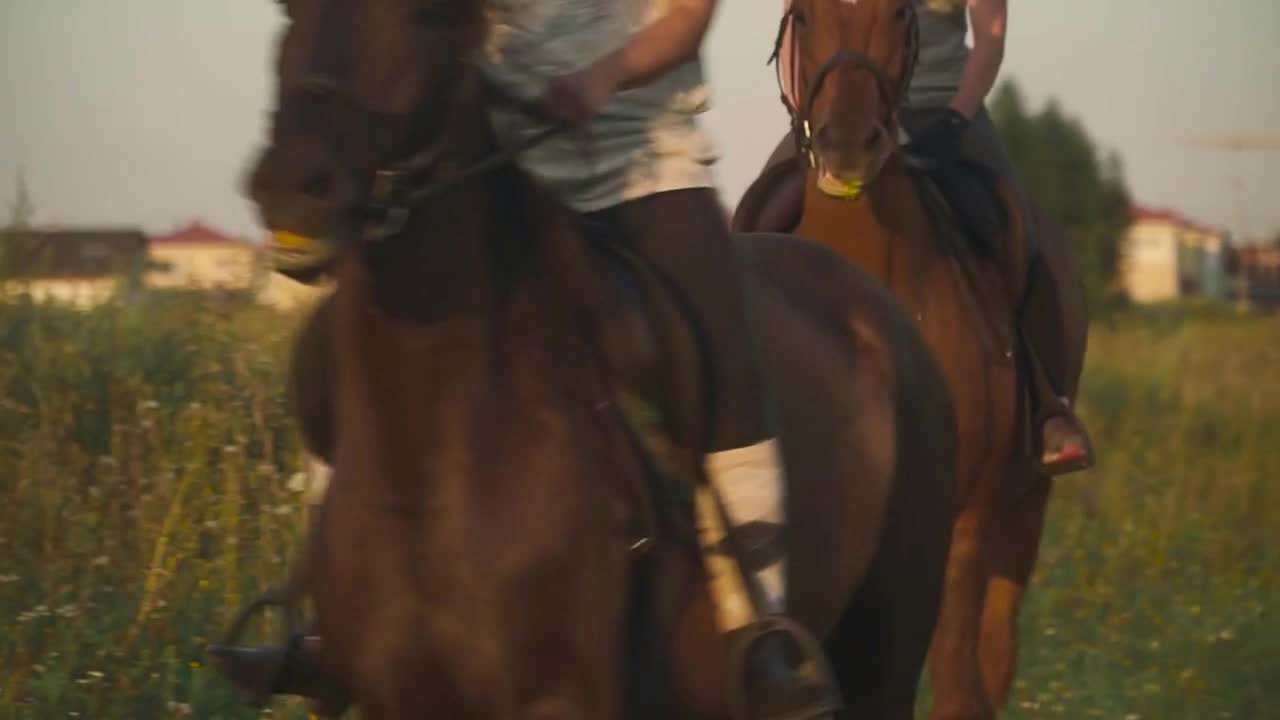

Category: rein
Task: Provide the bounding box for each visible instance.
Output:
[354,77,569,241]
[767,3,920,168]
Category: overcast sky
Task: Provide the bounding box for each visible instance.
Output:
[3,1,1278,241]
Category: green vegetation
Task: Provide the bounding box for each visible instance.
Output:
[1,293,1276,719]
[1002,302,1280,719]
[0,292,315,720]
[991,80,1133,311]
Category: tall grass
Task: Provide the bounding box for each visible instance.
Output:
[0,293,1276,718]
[0,291,316,719]
[1003,302,1280,719]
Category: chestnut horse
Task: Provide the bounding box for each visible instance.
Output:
[207,1,961,718]
[733,1,1090,718]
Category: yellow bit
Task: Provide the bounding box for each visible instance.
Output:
[817,173,864,201]
[271,230,316,249]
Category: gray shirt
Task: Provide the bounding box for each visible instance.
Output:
[907,0,970,108]
[479,0,717,213]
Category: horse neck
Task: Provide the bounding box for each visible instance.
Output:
[329,108,603,500]
[799,152,938,281]
[323,144,630,716]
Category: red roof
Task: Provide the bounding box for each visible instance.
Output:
[149,220,245,246]
[1129,204,1225,237]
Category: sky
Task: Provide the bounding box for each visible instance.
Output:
[2,1,1279,242]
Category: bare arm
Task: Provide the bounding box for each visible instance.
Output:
[951,0,1007,119]
[599,0,720,92]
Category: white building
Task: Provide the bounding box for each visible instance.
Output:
[1120,205,1228,303]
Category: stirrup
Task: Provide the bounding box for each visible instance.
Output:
[726,616,844,720]
[1034,403,1096,477]
[205,585,306,707]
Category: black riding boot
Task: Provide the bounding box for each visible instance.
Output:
[1018,254,1095,476]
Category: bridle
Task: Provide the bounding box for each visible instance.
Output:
[768,0,920,168]
[284,64,568,248]
[354,76,565,243]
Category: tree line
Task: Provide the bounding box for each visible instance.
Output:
[989,79,1132,309]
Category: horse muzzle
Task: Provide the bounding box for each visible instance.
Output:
[808,120,891,201]
[246,139,361,279]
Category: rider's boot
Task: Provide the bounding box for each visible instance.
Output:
[703,438,843,720]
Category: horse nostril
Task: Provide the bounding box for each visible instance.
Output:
[300,169,337,201]
[864,126,885,152]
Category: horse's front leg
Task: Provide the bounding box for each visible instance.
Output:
[927,489,996,720]
[977,471,1053,709]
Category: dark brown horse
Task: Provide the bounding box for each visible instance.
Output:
[208,1,961,718]
[733,1,1091,718]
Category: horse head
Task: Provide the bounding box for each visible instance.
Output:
[246,0,492,279]
[776,0,919,199]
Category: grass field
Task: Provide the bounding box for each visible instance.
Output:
[0,294,1276,719]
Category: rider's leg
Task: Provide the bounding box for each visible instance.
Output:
[957,109,1094,474]
[581,187,840,718]
[580,187,788,615]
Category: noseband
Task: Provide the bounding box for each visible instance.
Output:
[768,3,920,168]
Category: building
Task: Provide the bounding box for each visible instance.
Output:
[0,226,149,308]
[1236,241,1280,311]
[145,220,263,292]
[1120,205,1229,303]
[1,218,337,312]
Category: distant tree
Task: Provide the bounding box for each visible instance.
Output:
[2,166,40,278]
[6,166,36,229]
[990,80,1132,307]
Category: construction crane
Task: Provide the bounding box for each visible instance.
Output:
[1183,130,1280,153]
[1181,129,1280,242]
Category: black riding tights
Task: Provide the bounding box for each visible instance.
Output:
[577,188,769,453]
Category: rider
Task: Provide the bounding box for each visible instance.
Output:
[777,0,1094,476]
[486,1,836,713]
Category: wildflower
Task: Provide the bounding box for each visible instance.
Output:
[286,472,308,493]
[91,556,110,567]
[190,660,201,669]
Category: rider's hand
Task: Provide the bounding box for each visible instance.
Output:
[539,58,622,127]
[903,108,971,162]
